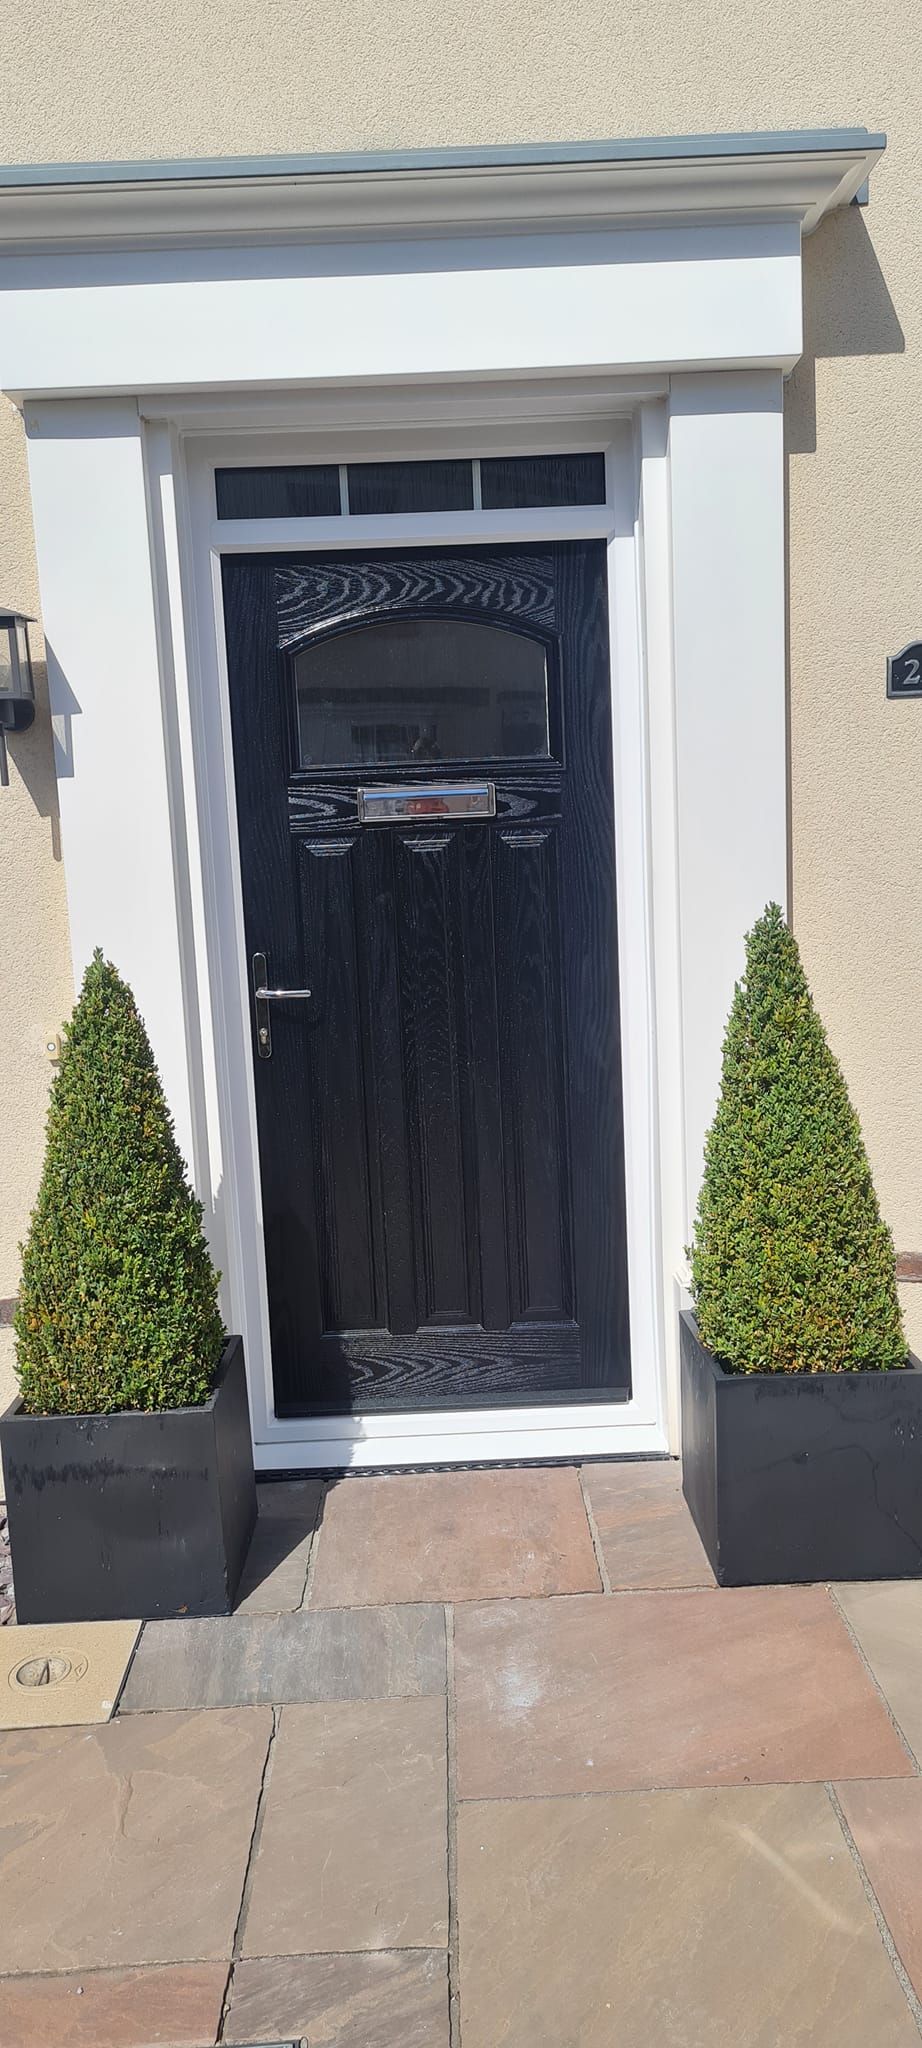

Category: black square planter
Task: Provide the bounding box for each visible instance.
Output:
[0,1334,257,1623]
[680,1310,922,1586]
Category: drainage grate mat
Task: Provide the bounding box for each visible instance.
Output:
[0,1619,140,1728]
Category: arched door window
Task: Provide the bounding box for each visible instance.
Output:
[293,616,550,769]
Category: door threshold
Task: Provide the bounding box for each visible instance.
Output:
[253,1416,668,1473]
[258,1450,673,1479]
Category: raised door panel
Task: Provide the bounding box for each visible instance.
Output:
[495,825,572,1325]
[297,835,380,1336]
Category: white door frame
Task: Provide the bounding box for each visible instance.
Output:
[148,390,672,1467]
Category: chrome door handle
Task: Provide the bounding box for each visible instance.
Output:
[254,984,313,1000]
[252,951,312,1060]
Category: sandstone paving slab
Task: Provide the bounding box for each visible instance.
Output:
[454,1587,914,1798]
[256,1476,325,1524]
[0,1962,227,2047]
[457,1783,920,2047]
[580,1458,714,1589]
[242,1697,448,1957]
[0,1618,139,1728]
[836,1777,922,2001]
[224,1949,448,2045]
[0,1707,271,1972]
[308,1467,600,1606]
[120,1604,446,1711]
[832,1582,922,1760]
[235,1518,314,1613]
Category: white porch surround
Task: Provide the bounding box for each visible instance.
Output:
[0,132,879,1467]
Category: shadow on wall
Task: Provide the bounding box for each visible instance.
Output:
[782,202,905,917]
[785,205,905,458]
[4,647,73,860]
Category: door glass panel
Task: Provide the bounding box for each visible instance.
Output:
[346,460,474,515]
[295,617,549,768]
[480,452,606,509]
[216,465,341,519]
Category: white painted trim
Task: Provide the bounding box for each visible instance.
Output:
[212,505,616,552]
[604,422,670,1449]
[0,222,804,402]
[635,401,685,1452]
[0,129,882,251]
[168,409,667,1467]
[139,376,670,435]
[254,1419,669,1471]
[668,372,788,1224]
[24,401,197,1172]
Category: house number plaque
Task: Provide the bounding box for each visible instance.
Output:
[887,642,922,698]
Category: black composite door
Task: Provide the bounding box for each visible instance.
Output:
[222,543,630,1415]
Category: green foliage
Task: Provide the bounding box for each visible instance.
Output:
[15,951,225,1415]
[689,903,905,1374]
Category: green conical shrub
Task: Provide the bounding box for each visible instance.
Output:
[689,903,905,1374]
[15,951,225,1415]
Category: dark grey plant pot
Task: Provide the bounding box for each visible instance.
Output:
[680,1310,922,1586]
[0,1334,257,1623]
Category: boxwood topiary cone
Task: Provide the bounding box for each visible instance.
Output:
[14,950,225,1415]
[689,902,905,1374]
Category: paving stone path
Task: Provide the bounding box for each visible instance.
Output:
[1,1461,922,2046]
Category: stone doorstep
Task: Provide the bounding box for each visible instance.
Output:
[306,1465,602,1607]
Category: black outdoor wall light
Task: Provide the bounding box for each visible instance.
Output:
[0,611,35,787]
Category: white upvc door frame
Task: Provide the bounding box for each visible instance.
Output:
[147,390,672,1468]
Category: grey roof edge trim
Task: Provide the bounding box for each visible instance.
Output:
[0,128,887,191]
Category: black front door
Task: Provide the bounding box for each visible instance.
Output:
[222,543,630,1415]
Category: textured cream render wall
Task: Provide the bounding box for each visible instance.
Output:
[0,398,73,1308]
[1,0,921,1346]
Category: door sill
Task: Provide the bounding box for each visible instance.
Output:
[253,1407,667,1472]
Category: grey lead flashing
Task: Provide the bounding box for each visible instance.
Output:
[0,127,887,191]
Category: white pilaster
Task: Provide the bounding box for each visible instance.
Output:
[24,398,196,1175]
[668,369,788,1227]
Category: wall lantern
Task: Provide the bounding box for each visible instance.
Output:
[0,611,35,787]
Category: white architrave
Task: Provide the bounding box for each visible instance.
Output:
[669,372,788,1228]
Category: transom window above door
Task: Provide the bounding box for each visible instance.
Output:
[294,615,550,768]
[215,453,607,520]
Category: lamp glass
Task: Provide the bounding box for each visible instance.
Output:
[0,624,13,697]
[13,618,32,699]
